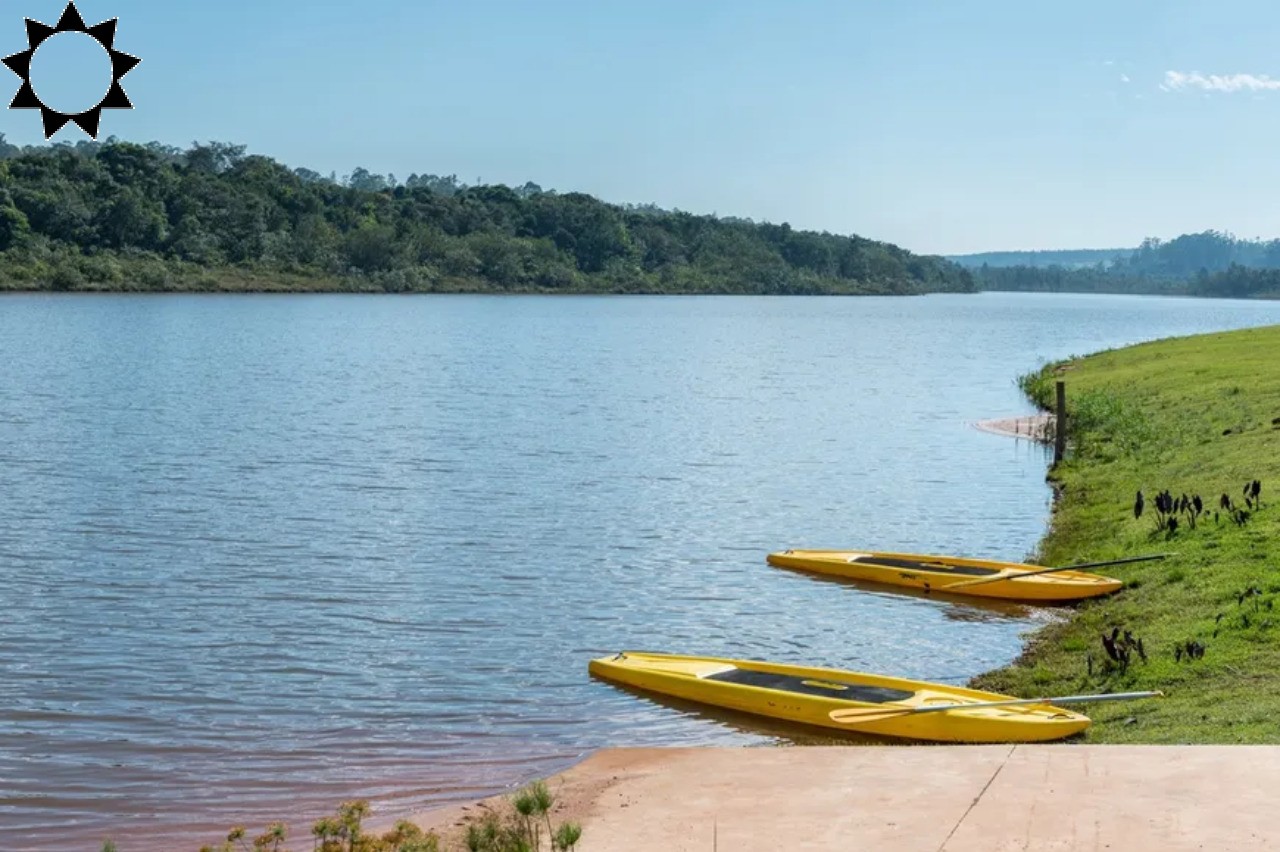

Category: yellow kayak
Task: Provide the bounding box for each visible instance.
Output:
[590,651,1091,743]
[767,549,1122,602]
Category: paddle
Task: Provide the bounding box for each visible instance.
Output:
[946,553,1173,590]
[829,691,1164,725]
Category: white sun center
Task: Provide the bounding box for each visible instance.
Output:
[28,31,112,115]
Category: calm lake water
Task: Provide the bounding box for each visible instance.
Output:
[4,292,1280,849]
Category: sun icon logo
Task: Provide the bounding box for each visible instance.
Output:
[3,1,140,139]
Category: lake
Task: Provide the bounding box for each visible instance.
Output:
[3,292,1280,850]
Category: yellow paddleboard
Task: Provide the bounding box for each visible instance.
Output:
[768,549,1121,602]
[591,651,1090,743]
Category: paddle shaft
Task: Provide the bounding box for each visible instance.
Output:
[829,691,1163,723]
[947,553,1172,590]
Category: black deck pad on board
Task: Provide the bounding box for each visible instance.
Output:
[705,669,915,703]
[849,555,1001,577]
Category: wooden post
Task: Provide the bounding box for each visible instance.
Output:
[1054,380,1067,464]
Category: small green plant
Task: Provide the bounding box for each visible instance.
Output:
[383,821,440,852]
[1016,365,1058,409]
[201,801,442,852]
[201,783,577,852]
[552,823,581,852]
[462,781,578,852]
[463,811,527,852]
[1070,389,1154,460]
[252,823,287,852]
[464,815,497,852]
[527,782,556,847]
[512,786,538,847]
[101,843,119,852]
[1030,664,1057,686]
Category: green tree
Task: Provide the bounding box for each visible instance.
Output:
[343,221,398,272]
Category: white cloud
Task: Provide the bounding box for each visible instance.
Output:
[1162,70,1280,93]
[1120,74,1131,84]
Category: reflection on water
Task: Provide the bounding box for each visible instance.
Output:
[3,292,1280,849]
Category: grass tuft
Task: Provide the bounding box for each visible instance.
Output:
[193,778,580,852]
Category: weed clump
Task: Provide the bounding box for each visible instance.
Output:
[193,781,581,852]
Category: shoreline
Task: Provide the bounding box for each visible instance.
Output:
[391,326,1280,844]
[387,410,1093,844]
[385,408,1085,844]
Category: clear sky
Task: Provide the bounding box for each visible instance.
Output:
[4,0,1280,254]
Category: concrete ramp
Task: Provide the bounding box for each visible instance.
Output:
[415,746,1280,851]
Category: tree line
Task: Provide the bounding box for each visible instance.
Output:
[972,231,1280,298]
[0,136,974,295]
[950,248,1127,270]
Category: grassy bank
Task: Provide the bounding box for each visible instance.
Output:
[972,324,1280,743]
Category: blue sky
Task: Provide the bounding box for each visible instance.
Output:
[4,0,1280,254]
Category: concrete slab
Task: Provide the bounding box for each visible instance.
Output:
[947,746,1280,852]
[412,746,1280,852]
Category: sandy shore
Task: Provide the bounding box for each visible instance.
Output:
[973,413,1054,441]
[405,745,1280,850]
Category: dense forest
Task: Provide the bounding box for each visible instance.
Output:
[0,136,973,295]
[972,231,1280,298]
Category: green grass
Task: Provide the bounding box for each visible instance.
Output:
[974,324,1280,743]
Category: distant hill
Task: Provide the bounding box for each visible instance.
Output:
[948,248,1130,269]
[0,135,973,296]
[965,232,1280,299]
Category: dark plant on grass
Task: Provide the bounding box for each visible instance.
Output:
[1217,487,1262,526]
[1175,641,1207,662]
[1211,586,1276,635]
[1100,627,1146,672]
[1136,483,1265,536]
[1236,585,1264,607]
[1144,490,1179,534]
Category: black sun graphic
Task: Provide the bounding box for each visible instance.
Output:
[3,1,140,139]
